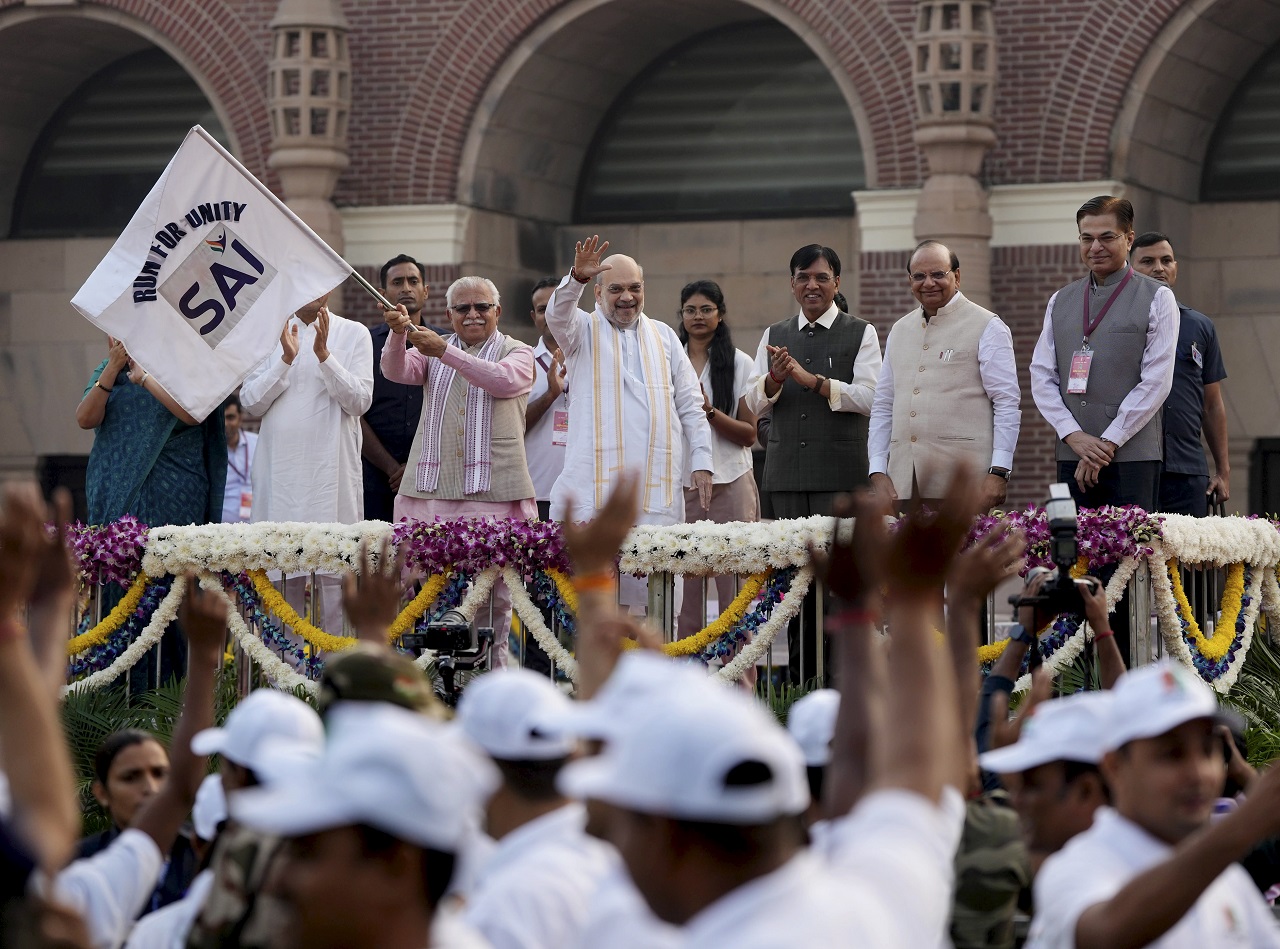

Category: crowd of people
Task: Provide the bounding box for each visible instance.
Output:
[4,457,1279,948]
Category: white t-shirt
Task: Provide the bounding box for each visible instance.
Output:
[124,869,214,949]
[571,861,679,949]
[464,803,613,949]
[525,339,569,503]
[44,828,164,949]
[685,348,755,486]
[1027,807,1280,948]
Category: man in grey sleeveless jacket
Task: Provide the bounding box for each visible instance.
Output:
[745,244,881,683]
[1030,196,1176,512]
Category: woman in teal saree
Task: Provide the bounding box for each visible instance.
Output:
[78,337,227,689]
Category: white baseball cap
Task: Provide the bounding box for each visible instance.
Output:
[558,680,809,824]
[455,668,575,761]
[787,689,841,767]
[192,689,325,774]
[193,773,227,841]
[978,690,1115,774]
[231,702,497,852]
[1103,661,1229,752]
[543,652,713,742]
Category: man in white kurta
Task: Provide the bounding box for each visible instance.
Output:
[241,294,373,633]
[546,237,713,614]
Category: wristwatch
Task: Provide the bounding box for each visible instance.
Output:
[988,466,1011,481]
[1009,624,1036,646]
[810,374,827,394]
[705,406,716,421]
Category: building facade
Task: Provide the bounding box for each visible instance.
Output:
[1,0,1276,512]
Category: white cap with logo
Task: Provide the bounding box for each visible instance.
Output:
[1103,660,1229,752]
[191,689,325,775]
[232,702,498,852]
[558,673,809,824]
[978,689,1115,774]
[456,667,575,761]
[787,689,841,767]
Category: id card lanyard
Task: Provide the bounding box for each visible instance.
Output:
[1068,266,1134,394]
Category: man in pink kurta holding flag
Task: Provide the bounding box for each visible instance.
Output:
[381,276,537,668]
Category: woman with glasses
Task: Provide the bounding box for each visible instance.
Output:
[675,280,760,644]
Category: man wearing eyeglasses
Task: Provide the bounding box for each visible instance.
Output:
[382,276,537,666]
[744,243,881,684]
[868,240,1021,512]
[1029,196,1177,662]
[544,236,713,618]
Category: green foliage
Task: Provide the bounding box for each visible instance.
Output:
[1219,633,1280,768]
[760,677,822,726]
[60,666,262,836]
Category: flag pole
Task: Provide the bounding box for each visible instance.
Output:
[349,268,396,311]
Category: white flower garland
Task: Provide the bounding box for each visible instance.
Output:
[503,566,580,681]
[618,516,834,576]
[1157,515,1280,567]
[63,577,187,696]
[715,564,812,682]
[143,521,395,577]
[199,573,317,695]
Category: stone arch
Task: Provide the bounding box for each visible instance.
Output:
[0,1,271,236]
[1110,0,1280,200]
[392,0,920,211]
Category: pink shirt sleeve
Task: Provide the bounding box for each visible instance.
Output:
[440,342,535,398]
[380,328,428,385]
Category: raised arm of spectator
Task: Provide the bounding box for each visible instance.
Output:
[563,472,641,700]
[0,485,78,873]
[820,492,888,818]
[342,537,410,646]
[1079,575,1127,689]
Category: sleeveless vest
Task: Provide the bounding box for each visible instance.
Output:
[1050,269,1164,463]
[763,312,871,492]
[886,292,996,499]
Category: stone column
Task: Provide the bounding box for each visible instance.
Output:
[267,0,351,252]
[912,1,997,306]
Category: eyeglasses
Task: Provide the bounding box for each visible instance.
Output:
[1079,233,1124,246]
[792,272,834,285]
[910,270,953,284]
[450,302,495,315]
[681,305,719,317]
[605,283,643,295]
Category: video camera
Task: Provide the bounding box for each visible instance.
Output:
[399,609,494,707]
[1008,483,1085,618]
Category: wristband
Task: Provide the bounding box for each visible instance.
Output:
[570,267,589,285]
[572,571,617,595]
[94,379,113,393]
[768,370,785,384]
[1094,627,1115,640]
[1009,623,1036,646]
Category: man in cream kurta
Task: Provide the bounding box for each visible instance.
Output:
[546,236,713,614]
[868,240,1021,511]
[382,276,536,667]
[241,293,373,635]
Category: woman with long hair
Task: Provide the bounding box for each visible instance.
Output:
[676,280,760,641]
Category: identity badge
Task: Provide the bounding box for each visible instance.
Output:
[1067,350,1093,394]
[1191,341,1203,368]
[552,410,569,447]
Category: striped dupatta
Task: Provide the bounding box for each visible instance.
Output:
[416,331,505,495]
[588,312,674,514]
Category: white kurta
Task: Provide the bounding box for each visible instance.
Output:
[545,274,713,525]
[241,312,373,524]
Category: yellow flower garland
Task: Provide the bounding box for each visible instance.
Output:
[248,569,446,652]
[610,572,770,656]
[67,572,151,656]
[977,558,1090,665]
[546,568,578,615]
[1167,558,1245,662]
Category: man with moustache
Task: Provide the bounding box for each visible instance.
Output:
[361,254,428,521]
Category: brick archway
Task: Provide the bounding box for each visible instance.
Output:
[390,0,922,212]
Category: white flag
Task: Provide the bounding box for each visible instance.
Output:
[71,125,353,421]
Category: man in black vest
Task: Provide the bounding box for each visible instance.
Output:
[746,244,881,683]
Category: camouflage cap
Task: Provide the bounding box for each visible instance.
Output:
[318,644,448,720]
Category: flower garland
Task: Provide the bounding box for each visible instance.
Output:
[699,569,793,662]
[505,566,579,680]
[68,516,148,587]
[67,572,153,655]
[717,565,813,682]
[532,570,577,636]
[1153,555,1261,693]
[204,574,316,694]
[63,576,187,695]
[1167,559,1245,662]
[544,568,578,617]
[227,572,311,672]
[247,570,359,653]
[628,572,768,658]
[68,577,173,678]
[388,573,449,639]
